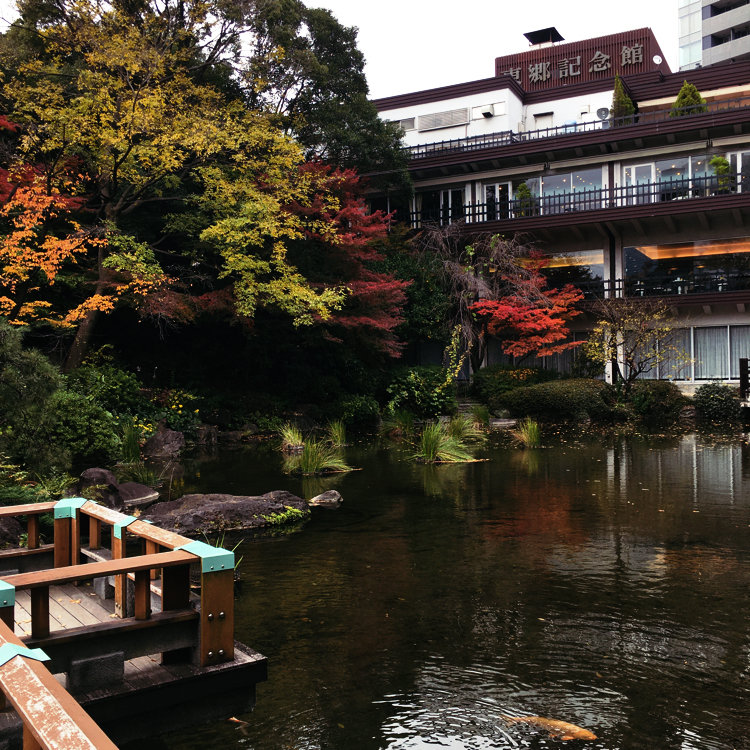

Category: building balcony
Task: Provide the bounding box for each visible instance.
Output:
[406,94,750,162]
[410,175,746,228]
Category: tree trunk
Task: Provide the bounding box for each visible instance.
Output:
[62,305,101,372]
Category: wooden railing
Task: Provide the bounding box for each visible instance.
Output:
[0,498,240,747]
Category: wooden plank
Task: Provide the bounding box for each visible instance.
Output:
[82,505,190,550]
[4,550,196,589]
[56,584,111,624]
[27,517,39,551]
[134,571,150,620]
[199,569,234,666]
[30,588,49,639]
[0,503,57,518]
[88,518,101,551]
[0,546,54,563]
[0,619,117,749]
[54,518,71,569]
[71,512,82,568]
[145,540,159,580]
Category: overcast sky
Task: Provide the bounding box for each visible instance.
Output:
[0,0,681,100]
[309,0,681,99]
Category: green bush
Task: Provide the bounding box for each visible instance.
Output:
[471,365,558,411]
[47,391,122,469]
[693,382,741,424]
[67,364,152,417]
[629,380,687,427]
[385,366,456,419]
[338,394,380,431]
[152,388,202,433]
[499,378,616,422]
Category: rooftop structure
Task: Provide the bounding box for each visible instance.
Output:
[373,29,750,385]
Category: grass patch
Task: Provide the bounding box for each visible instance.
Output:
[284,440,353,475]
[512,417,541,448]
[279,423,304,451]
[325,420,347,447]
[414,421,475,463]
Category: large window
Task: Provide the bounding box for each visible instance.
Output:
[417,188,465,226]
[624,238,750,296]
[542,249,604,295]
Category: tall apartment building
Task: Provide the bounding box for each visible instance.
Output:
[372,28,750,385]
[679,0,750,70]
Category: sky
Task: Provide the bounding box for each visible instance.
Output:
[308,0,681,99]
[0,0,681,100]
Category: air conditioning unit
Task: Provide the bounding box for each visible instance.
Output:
[473,104,495,119]
[596,107,610,120]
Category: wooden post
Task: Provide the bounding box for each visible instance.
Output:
[26,516,39,551]
[199,569,234,666]
[161,563,190,665]
[112,533,126,618]
[53,518,71,569]
[22,724,42,750]
[30,587,49,640]
[88,516,101,551]
[134,570,151,620]
[145,540,159,580]
[70,508,82,569]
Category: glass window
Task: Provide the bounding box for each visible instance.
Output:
[695,327,728,380]
[730,326,750,378]
[660,329,691,381]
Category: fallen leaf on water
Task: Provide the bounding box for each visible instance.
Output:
[596,672,603,678]
[337,723,345,729]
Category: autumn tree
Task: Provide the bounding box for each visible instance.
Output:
[413,225,583,373]
[582,297,691,396]
[1,0,374,368]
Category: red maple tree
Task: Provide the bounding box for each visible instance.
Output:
[289,163,409,357]
[470,257,583,360]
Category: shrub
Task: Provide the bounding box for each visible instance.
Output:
[629,380,687,427]
[338,394,380,431]
[471,365,558,412]
[694,383,741,424]
[386,366,456,419]
[67,364,151,417]
[279,423,304,451]
[152,388,202,433]
[284,441,352,475]
[325,420,347,447]
[499,378,616,422]
[47,391,122,469]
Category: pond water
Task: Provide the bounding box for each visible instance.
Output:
[163,433,750,750]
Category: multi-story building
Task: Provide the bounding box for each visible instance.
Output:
[373,28,750,385]
[679,0,750,71]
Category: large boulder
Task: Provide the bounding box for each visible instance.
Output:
[143,490,310,536]
[143,428,185,458]
[77,468,122,509]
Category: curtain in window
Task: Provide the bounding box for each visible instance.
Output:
[660,328,691,380]
[730,325,750,378]
[694,327,728,379]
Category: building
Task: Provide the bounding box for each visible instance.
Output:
[679,0,750,71]
[372,28,750,386]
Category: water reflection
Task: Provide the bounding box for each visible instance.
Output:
[164,434,750,750]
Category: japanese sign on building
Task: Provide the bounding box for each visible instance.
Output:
[494,30,668,90]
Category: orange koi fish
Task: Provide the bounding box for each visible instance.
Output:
[502,715,597,741]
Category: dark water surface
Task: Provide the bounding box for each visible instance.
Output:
[164,434,750,750]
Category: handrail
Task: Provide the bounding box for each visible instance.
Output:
[405,93,750,160]
[0,618,117,749]
[410,174,746,227]
[3,550,196,589]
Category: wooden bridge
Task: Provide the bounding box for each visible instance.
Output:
[0,498,267,748]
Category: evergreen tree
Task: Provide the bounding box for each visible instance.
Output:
[670,80,708,117]
[610,74,635,126]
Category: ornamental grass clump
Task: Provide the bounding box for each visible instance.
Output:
[380,409,415,440]
[447,415,486,444]
[284,440,353,475]
[279,423,304,452]
[325,420,347,447]
[513,417,541,448]
[414,421,475,463]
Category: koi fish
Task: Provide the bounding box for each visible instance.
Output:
[502,715,597,741]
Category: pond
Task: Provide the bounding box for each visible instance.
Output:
[162,433,750,750]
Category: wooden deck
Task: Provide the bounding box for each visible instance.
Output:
[0,501,268,748]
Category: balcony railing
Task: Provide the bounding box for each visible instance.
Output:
[410,174,745,227]
[405,94,750,160]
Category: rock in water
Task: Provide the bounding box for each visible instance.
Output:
[309,490,343,509]
[143,490,310,536]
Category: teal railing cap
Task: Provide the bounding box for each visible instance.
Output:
[0,580,14,608]
[0,643,49,668]
[53,497,87,519]
[176,540,234,574]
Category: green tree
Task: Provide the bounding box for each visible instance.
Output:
[582,297,691,397]
[610,74,635,126]
[670,80,708,117]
